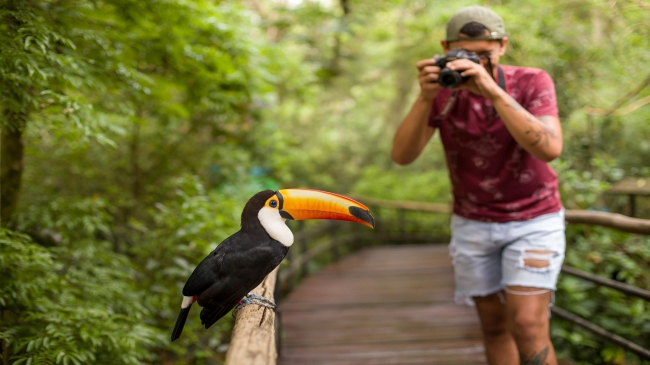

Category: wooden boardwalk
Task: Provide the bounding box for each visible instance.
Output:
[279,244,488,365]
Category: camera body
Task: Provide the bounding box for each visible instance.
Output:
[433,49,482,89]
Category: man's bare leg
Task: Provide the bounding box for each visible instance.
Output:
[505,286,557,365]
[473,291,519,365]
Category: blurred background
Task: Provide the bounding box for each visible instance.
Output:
[1,0,649,364]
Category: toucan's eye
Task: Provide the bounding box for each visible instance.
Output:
[269,200,278,208]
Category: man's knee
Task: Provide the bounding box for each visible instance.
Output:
[512,311,547,338]
[504,287,552,342]
[509,306,548,341]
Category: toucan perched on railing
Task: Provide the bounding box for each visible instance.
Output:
[171,189,374,341]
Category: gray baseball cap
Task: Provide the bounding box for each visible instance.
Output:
[445,5,507,42]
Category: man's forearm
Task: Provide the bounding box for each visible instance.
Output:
[491,89,562,162]
[391,94,436,165]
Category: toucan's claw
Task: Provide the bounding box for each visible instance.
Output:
[232,293,277,318]
[246,293,276,307]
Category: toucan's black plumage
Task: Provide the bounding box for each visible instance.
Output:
[171,189,374,341]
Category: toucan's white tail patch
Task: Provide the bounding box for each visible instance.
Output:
[258,207,294,247]
[172,297,195,341]
[181,296,194,308]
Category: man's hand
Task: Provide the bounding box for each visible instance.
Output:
[446,59,502,100]
[416,58,442,101]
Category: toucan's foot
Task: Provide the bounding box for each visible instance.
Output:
[232,293,277,317]
[244,293,276,308]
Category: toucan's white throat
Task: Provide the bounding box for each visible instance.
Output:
[258,207,294,247]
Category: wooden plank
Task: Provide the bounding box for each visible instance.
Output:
[278,244,487,364]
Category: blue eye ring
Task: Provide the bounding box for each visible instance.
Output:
[269,200,278,208]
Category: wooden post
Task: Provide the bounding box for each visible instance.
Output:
[225,268,278,365]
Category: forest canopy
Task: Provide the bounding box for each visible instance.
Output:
[1,0,649,364]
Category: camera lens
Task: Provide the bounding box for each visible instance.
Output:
[438,68,463,89]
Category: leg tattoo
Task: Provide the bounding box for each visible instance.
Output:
[520,346,549,365]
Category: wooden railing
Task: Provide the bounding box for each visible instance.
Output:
[225,196,650,364]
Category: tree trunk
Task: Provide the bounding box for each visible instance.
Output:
[1,111,26,226]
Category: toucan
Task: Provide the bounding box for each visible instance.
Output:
[171,189,374,341]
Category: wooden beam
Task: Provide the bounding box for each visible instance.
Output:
[352,195,650,235]
[561,266,650,301]
[564,209,650,235]
[225,268,279,365]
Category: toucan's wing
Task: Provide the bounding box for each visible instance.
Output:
[181,233,239,297]
[198,238,285,306]
[197,237,288,327]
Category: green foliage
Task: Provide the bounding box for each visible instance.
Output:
[553,227,650,365]
[352,163,450,203]
[0,229,160,365]
[127,175,252,362]
[551,159,650,364]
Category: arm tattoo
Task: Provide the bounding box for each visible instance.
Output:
[525,115,557,147]
[504,96,557,147]
[520,346,549,365]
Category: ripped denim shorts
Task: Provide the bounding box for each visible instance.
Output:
[448,208,566,306]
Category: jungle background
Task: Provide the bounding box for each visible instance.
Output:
[1,0,650,364]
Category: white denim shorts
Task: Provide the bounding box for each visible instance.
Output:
[449,209,566,306]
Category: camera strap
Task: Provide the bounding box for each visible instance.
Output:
[433,65,506,122]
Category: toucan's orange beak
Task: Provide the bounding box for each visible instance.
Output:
[276,189,374,229]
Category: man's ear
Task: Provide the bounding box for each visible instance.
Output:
[441,40,450,53]
[498,36,509,56]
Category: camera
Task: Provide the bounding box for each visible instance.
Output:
[433,49,482,89]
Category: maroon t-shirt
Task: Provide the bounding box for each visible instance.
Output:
[428,65,562,222]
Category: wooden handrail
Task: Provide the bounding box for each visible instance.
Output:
[225,268,279,365]
[352,195,650,235]
[564,210,650,235]
[561,266,650,301]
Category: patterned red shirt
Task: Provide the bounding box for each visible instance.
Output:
[428,65,562,222]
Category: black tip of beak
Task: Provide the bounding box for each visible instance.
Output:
[349,206,375,228]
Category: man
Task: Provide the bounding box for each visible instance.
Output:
[391,5,565,365]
